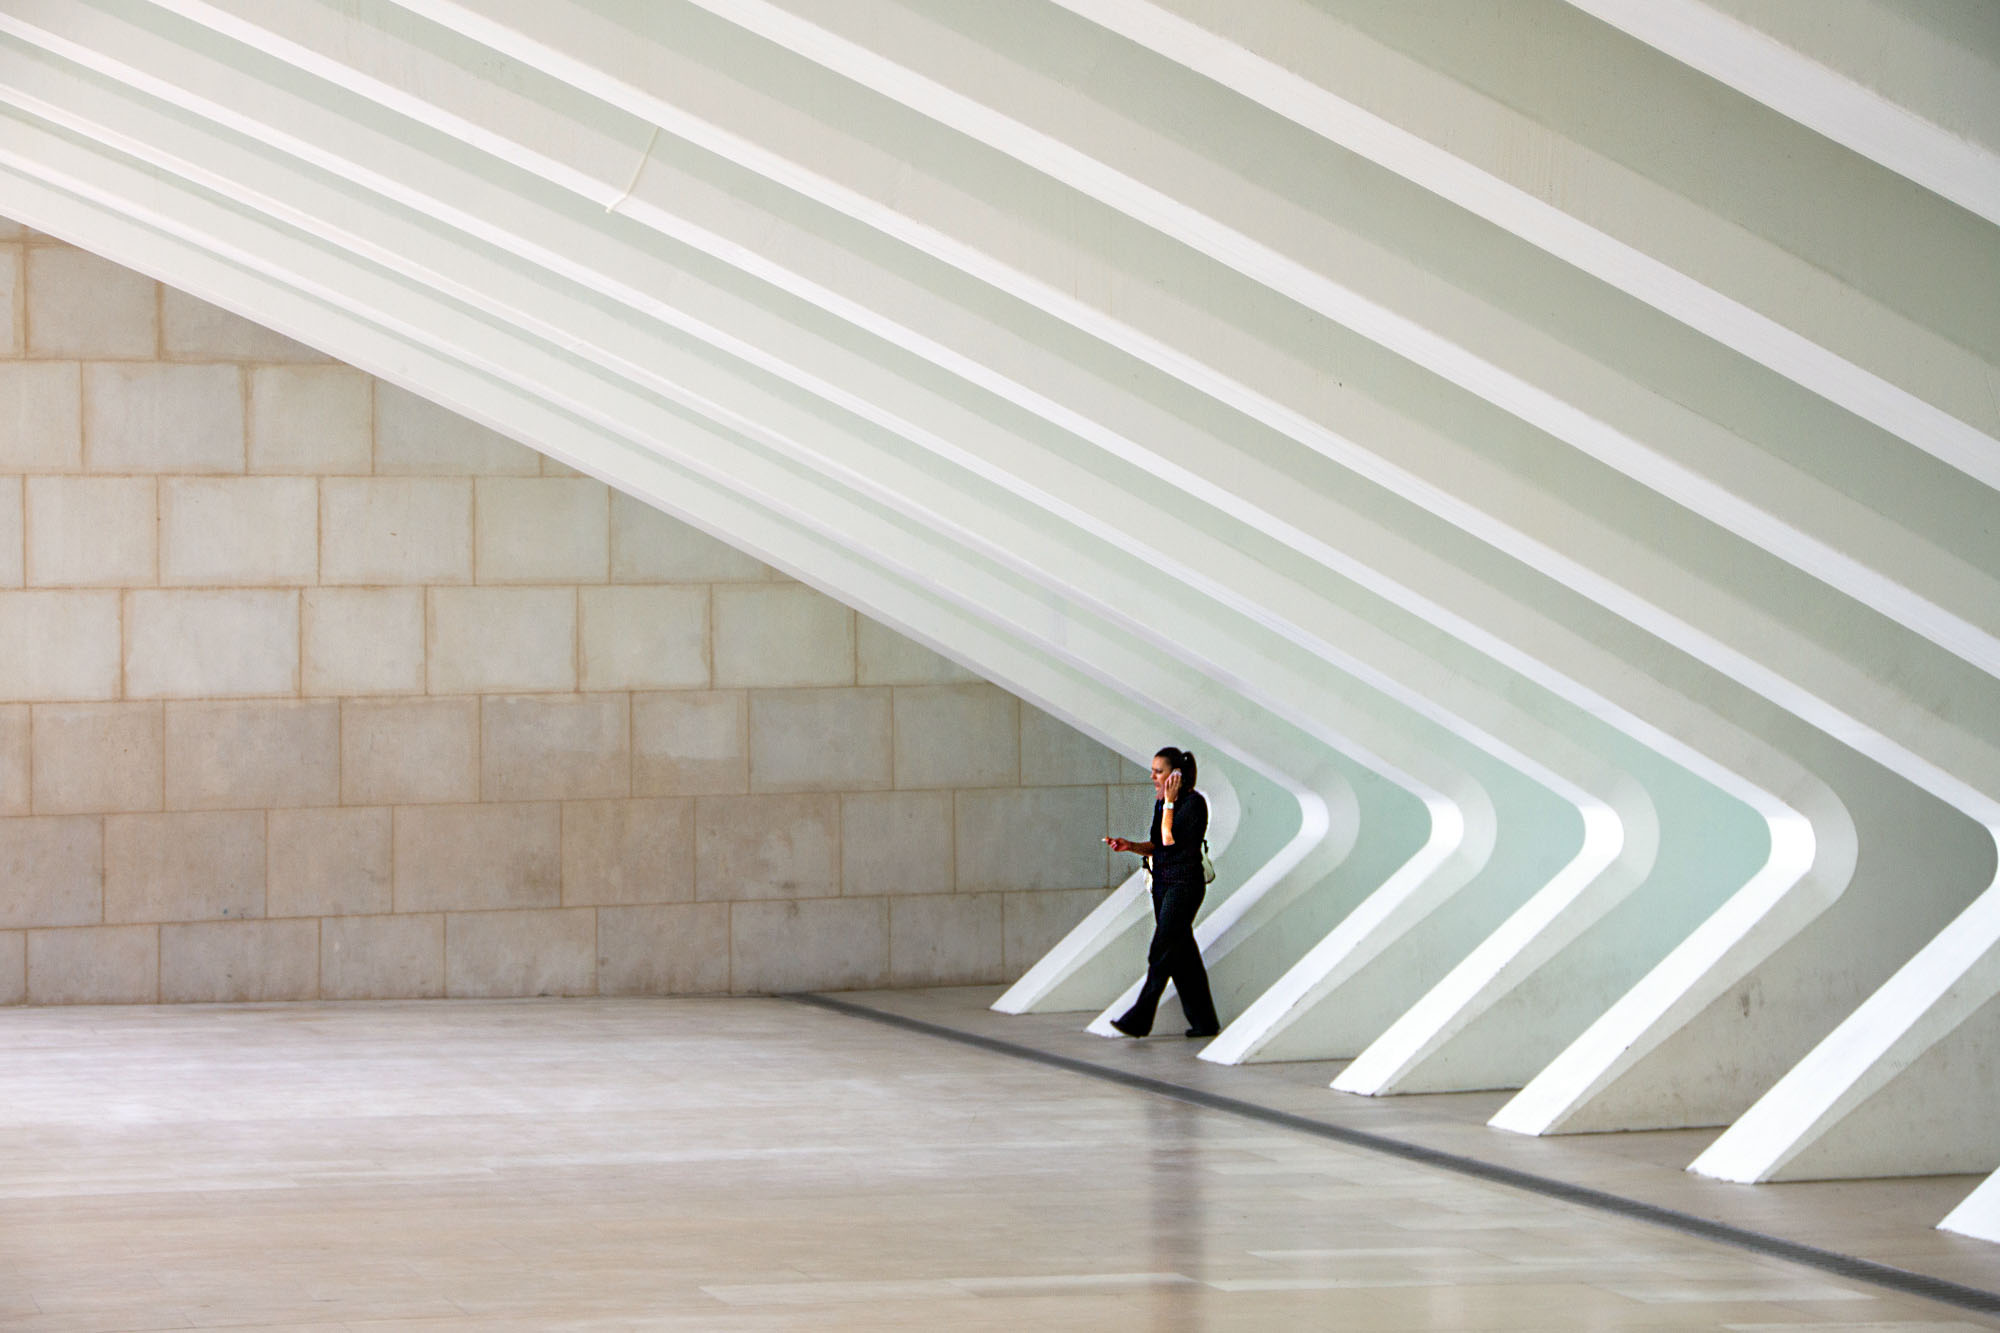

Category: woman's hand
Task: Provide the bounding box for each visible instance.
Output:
[1104,836,1133,853]
[1163,770,1182,802]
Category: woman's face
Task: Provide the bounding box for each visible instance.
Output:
[1151,756,1172,795]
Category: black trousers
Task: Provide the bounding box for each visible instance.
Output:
[1117,874,1219,1035]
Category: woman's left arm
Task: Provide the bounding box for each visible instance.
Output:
[1160,771,1181,844]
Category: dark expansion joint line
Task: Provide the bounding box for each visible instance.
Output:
[786,991,2000,1320]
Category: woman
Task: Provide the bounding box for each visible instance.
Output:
[1104,746,1221,1038]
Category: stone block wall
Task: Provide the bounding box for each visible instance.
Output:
[0,223,1152,1004]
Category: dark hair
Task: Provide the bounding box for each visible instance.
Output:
[1156,746,1198,790]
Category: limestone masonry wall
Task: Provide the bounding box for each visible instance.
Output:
[0,223,1150,1004]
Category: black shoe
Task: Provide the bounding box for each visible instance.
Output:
[1184,1025,1220,1039]
[1110,1015,1149,1038]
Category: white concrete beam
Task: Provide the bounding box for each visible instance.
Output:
[7,26,1872,1128]
[1692,888,2000,1180]
[105,2,2000,820]
[17,1,2000,1180]
[1050,0,2000,491]
[635,0,2000,683]
[0,14,1656,1058]
[0,78,1512,1056]
[1942,1167,2000,1243]
[0,154,1321,933]
[1569,0,2000,225]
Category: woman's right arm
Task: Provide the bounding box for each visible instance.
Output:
[1105,837,1156,854]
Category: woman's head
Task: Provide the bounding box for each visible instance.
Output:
[1152,746,1198,794]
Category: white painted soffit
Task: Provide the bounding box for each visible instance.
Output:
[117,0,2000,1176]
[11,2,1984,1152]
[3,143,1422,1072]
[77,0,2000,852]
[0,15,1848,1008]
[0,80,1720,1080]
[1568,0,2000,227]
[0,106,1459,1003]
[479,0,2000,663]
[0,7,1920,872]
[0,2,1984,840]
[0,72,1832,1104]
[1049,0,2000,488]
[0,44,1680,1102]
[120,0,2000,694]
[0,157,1325,841]
[0,22,1667,880]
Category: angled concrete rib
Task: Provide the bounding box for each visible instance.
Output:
[1569,0,2000,227]
[1690,877,2000,1181]
[1057,0,2000,489]
[0,2,1840,1112]
[2,0,1576,1048]
[1943,1168,2000,1243]
[286,0,1788,1077]
[249,1,1721,1062]
[638,0,2000,1173]
[1560,0,2000,1188]
[0,14,1491,1044]
[0,149,1311,931]
[996,759,1316,1015]
[10,0,1998,1200]
[1086,613,1666,1053]
[650,0,2000,687]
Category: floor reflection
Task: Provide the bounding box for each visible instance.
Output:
[1148,1094,1204,1333]
[1,996,1991,1331]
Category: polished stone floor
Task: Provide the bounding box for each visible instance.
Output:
[0,993,1994,1331]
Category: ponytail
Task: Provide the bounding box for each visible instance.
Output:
[1155,746,1198,791]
